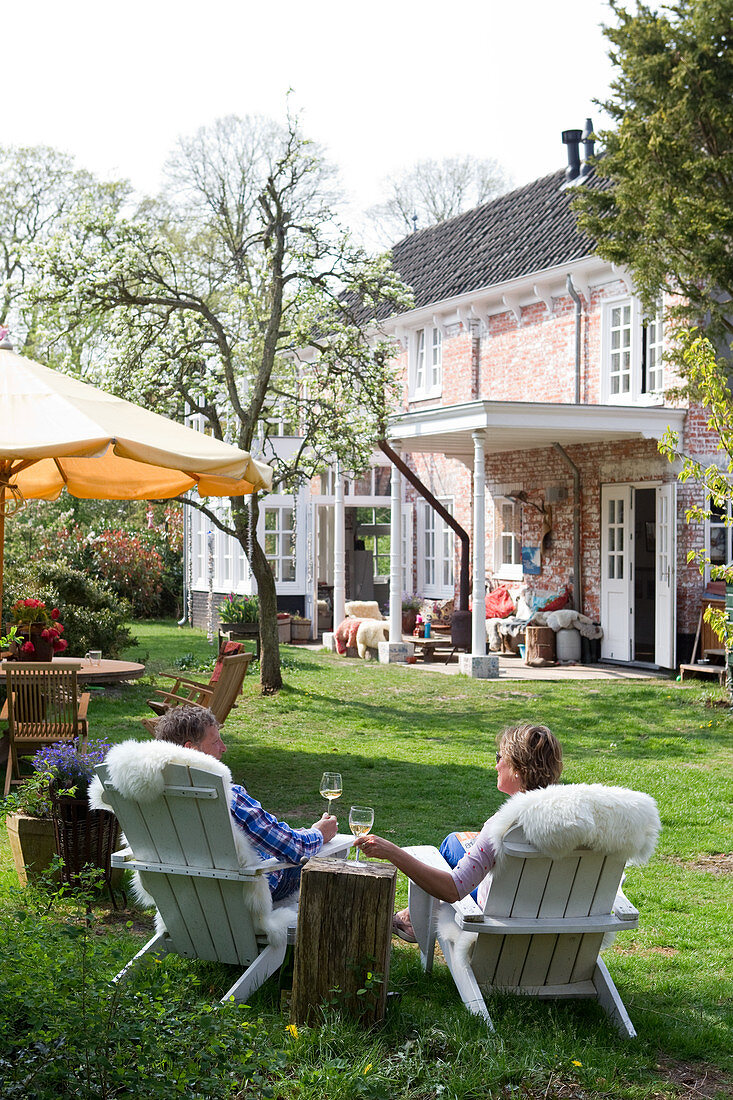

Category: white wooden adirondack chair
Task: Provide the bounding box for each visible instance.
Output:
[91,740,352,1004]
[404,783,660,1039]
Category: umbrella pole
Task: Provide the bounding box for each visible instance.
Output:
[0,485,4,619]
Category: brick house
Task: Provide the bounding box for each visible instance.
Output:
[189,128,718,668]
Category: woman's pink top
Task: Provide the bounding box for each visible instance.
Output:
[448,819,496,910]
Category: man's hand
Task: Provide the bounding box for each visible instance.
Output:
[313,812,338,842]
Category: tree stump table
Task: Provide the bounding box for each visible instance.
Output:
[290,857,397,1025]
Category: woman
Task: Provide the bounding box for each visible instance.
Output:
[354,722,563,942]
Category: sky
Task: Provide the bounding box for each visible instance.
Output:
[5,0,618,231]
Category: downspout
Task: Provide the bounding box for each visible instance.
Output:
[378,439,471,616]
[553,443,582,612]
[566,273,582,405]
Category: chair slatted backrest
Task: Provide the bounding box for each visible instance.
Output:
[208,652,252,724]
[474,823,626,992]
[6,662,83,745]
[96,761,261,966]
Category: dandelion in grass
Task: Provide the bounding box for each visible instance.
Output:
[286,1023,298,1039]
[571,1060,582,1066]
[364,1064,372,1075]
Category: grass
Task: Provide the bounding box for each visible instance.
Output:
[1,619,732,1098]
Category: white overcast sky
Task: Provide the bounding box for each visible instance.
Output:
[5,0,618,227]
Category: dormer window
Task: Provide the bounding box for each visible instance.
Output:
[410,326,442,400]
[603,297,664,404]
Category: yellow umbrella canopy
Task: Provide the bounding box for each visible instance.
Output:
[0,346,273,606]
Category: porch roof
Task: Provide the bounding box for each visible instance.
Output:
[387,400,686,464]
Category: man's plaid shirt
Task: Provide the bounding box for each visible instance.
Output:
[229,784,323,895]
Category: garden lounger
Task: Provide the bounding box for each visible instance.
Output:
[404,783,660,1039]
[143,649,253,732]
[91,740,352,1004]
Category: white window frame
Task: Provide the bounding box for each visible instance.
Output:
[409,326,442,401]
[706,494,733,580]
[494,498,522,581]
[262,504,297,584]
[602,296,665,405]
[419,498,454,598]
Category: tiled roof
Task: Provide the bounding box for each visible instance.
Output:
[389,167,609,311]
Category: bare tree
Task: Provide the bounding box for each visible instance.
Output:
[368,155,512,244]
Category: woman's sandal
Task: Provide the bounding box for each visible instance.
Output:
[391,913,417,943]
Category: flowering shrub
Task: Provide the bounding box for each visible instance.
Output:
[5,563,135,659]
[10,598,68,655]
[218,593,259,624]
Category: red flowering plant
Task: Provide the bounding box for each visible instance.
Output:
[10,598,68,655]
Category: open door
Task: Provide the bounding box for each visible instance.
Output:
[601,485,633,661]
[655,482,676,667]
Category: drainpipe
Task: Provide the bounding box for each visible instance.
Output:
[566,273,582,404]
[378,439,471,633]
[553,443,582,613]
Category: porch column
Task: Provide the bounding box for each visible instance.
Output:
[379,441,412,664]
[388,442,402,643]
[332,460,346,630]
[459,430,497,678]
[472,430,487,655]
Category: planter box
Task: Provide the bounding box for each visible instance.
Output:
[6,814,59,886]
[278,616,292,643]
[291,620,312,642]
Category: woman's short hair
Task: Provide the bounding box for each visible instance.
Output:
[154,705,218,747]
[498,723,563,790]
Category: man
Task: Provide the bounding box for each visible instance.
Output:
[154,705,337,900]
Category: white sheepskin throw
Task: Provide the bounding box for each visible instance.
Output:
[89,739,294,947]
[345,600,383,620]
[356,618,389,657]
[486,783,660,867]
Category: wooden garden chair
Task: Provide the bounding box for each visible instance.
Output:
[143,648,253,733]
[93,744,352,1003]
[404,784,660,1039]
[2,661,89,795]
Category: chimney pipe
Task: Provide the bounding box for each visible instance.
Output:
[562,129,582,183]
[580,118,595,178]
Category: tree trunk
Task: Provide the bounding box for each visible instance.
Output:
[232,493,283,694]
[290,857,397,1026]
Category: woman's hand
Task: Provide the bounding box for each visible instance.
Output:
[354,833,398,860]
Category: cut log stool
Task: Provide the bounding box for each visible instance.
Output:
[525,624,556,666]
[290,857,397,1025]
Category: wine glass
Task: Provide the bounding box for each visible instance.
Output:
[349,805,374,862]
[319,772,342,815]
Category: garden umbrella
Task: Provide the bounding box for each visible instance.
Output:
[0,345,273,609]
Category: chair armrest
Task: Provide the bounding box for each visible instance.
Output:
[154,690,214,708]
[612,886,639,922]
[165,674,210,691]
[77,693,90,721]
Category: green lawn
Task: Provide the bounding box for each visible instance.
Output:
[1,620,732,1099]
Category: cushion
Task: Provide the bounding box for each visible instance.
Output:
[531,585,571,613]
[485,586,515,619]
[211,639,245,682]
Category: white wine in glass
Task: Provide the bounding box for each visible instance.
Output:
[349,805,374,862]
[319,772,342,814]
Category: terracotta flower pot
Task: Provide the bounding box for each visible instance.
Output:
[402,609,418,634]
